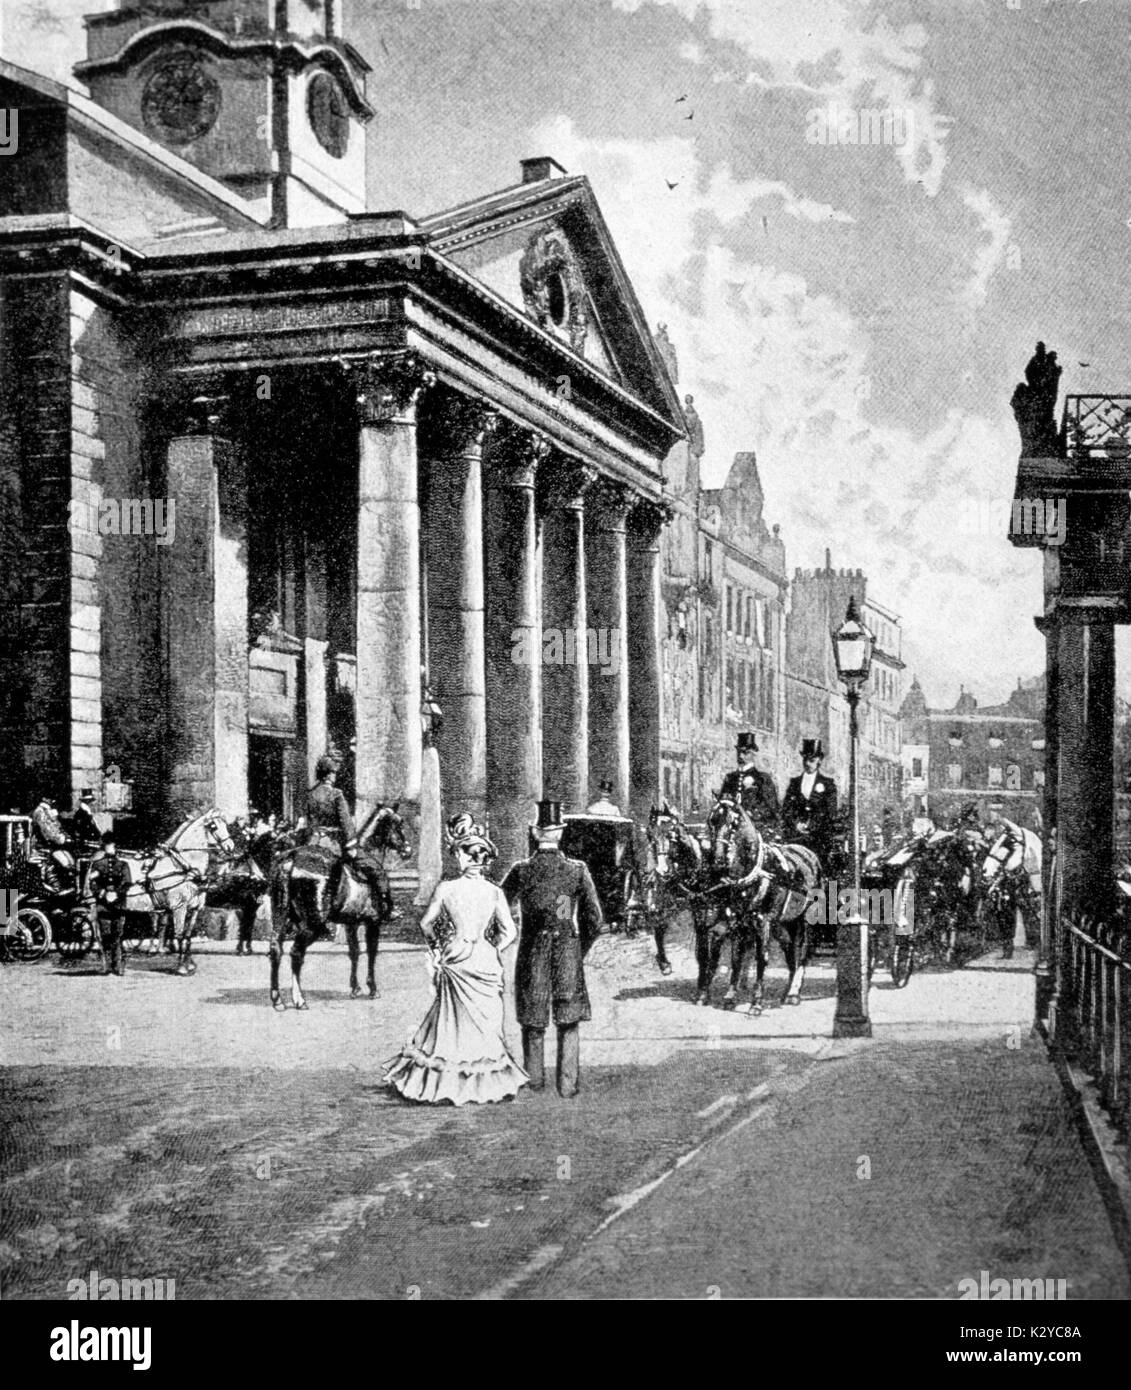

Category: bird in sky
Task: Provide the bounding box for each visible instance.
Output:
[684,110,695,120]
[666,179,680,190]
[761,216,769,233]
[675,94,688,102]
[1079,362,1091,367]
[379,35,390,56]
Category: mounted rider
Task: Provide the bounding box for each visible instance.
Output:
[718,732,780,831]
[305,755,394,920]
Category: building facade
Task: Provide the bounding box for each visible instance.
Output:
[0,1,684,869]
[898,676,1045,829]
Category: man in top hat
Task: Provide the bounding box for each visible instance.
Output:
[501,800,604,1099]
[72,789,103,848]
[719,732,780,829]
[89,829,132,976]
[586,779,621,816]
[781,738,839,870]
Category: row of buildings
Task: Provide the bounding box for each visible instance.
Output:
[656,350,907,831]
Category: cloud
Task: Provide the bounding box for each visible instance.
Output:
[960,187,1011,312]
[534,112,1040,702]
[613,0,952,195]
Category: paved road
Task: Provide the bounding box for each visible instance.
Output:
[1,917,1125,1299]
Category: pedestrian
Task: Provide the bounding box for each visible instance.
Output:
[72,789,102,848]
[89,830,131,977]
[384,814,527,1105]
[501,800,604,1099]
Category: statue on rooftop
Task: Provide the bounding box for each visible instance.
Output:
[1010,341,1064,456]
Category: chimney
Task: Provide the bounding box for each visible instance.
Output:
[521,156,568,184]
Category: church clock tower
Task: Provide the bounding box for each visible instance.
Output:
[75,1,373,227]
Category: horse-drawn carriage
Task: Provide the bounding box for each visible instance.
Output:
[0,814,101,963]
[557,814,648,936]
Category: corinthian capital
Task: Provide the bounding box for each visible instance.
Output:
[588,476,632,530]
[354,352,436,426]
[628,495,674,547]
[539,458,598,513]
[427,391,499,454]
[487,423,551,490]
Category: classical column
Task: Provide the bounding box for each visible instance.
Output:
[161,388,248,822]
[540,459,596,812]
[1056,614,1115,924]
[585,479,631,810]
[627,498,668,821]
[424,393,496,824]
[485,427,548,867]
[355,355,433,823]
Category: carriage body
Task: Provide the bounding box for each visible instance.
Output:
[556,814,647,934]
[0,814,99,962]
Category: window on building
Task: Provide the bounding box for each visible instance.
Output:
[912,757,923,778]
[704,540,713,585]
[765,667,775,730]
[1034,769,1045,791]
[726,659,735,710]
[947,762,962,787]
[988,765,1003,788]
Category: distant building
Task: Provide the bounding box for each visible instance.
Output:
[784,553,904,831]
[899,676,1045,829]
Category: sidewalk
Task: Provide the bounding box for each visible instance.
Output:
[522,943,1131,1300]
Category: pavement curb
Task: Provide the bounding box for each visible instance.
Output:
[1041,1024,1131,1277]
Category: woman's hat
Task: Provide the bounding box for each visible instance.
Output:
[446,811,496,857]
[800,738,825,760]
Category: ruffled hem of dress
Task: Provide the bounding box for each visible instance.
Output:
[383,1048,529,1106]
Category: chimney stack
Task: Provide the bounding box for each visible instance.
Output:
[521,156,568,184]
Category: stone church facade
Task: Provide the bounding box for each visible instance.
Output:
[0,1,683,867]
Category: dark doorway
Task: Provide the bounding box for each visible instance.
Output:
[249,735,287,820]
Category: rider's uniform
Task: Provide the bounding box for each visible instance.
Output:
[304,780,393,918]
[89,850,132,975]
[719,763,780,831]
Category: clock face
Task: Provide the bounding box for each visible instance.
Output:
[307,72,349,158]
[141,51,221,145]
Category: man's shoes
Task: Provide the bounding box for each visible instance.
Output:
[234,943,244,956]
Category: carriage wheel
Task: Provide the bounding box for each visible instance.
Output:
[56,908,96,959]
[7,908,53,962]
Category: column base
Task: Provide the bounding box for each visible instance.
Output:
[832,1015,874,1039]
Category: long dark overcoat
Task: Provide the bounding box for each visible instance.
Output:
[501,849,604,1027]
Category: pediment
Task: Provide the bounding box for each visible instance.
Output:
[422,176,682,427]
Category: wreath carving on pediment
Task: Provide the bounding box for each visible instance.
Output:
[519,228,589,353]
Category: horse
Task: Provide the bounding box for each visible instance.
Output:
[116,809,232,975]
[267,805,412,1011]
[915,826,988,966]
[203,818,299,954]
[644,802,715,975]
[982,820,1041,958]
[696,797,822,1012]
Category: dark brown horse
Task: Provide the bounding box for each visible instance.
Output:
[267,805,411,1011]
[698,798,822,1012]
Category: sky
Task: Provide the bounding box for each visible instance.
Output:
[4,0,1131,708]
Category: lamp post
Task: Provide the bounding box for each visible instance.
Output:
[831,596,875,1039]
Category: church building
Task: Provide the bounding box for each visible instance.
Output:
[0,0,684,867]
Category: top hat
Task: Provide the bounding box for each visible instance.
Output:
[800,738,825,760]
[535,800,563,830]
[79,789,95,803]
[100,829,117,847]
[597,779,615,797]
[736,732,758,754]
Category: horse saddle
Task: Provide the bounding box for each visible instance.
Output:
[332,863,371,923]
[290,844,336,882]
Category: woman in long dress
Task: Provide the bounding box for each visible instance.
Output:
[384,815,528,1105]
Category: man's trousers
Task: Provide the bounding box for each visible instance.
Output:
[522,1023,580,1098]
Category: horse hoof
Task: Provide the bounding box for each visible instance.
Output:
[272,998,286,1012]
[694,994,709,1007]
[658,959,673,976]
[350,986,362,999]
[785,995,801,1007]
[747,1004,763,1016]
[722,997,737,1012]
[368,989,380,1001]
[295,1000,309,1012]
[175,965,189,977]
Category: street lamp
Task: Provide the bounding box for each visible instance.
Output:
[831,595,875,1039]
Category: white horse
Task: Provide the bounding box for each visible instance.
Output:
[982,820,1042,957]
[117,810,233,975]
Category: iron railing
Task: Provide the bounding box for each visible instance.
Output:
[1059,916,1131,1141]
[1063,395,1131,459]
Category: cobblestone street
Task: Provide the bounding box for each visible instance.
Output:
[2,916,1125,1299]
